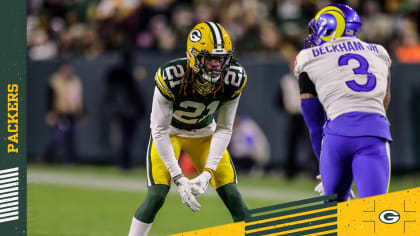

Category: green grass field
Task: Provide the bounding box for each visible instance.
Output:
[27,164,420,236]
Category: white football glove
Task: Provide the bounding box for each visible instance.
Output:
[174,175,201,212]
[314,175,325,195]
[314,175,356,200]
[190,170,212,196]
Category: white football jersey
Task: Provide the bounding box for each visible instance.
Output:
[294,37,391,120]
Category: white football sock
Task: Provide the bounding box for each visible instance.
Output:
[128,217,152,236]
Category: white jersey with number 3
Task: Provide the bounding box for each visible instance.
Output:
[294,37,391,120]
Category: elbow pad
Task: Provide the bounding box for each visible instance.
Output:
[301,98,325,161]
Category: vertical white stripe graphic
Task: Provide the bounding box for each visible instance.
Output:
[146,136,152,187]
[0,167,19,223]
[208,22,222,48]
[386,141,391,192]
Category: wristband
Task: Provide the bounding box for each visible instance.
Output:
[173,174,185,186]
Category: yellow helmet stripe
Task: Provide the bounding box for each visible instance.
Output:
[320,10,346,42]
[206,21,224,49]
[315,6,346,42]
[315,6,343,20]
[154,68,174,100]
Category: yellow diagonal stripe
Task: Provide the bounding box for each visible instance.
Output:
[245,206,336,233]
[173,187,420,235]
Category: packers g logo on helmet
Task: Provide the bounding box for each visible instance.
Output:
[189,29,202,42]
[186,22,233,82]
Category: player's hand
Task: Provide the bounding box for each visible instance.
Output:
[314,175,325,195]
[174,175,201,212]
[190,170,212,196]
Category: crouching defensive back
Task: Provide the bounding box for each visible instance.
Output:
[128,21,250,236]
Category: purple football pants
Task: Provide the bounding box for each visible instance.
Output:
[320,134,390,201]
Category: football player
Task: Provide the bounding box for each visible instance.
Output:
[128,22,249,236]
[294,4,392,202]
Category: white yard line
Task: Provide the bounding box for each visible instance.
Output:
[27,170,317,202]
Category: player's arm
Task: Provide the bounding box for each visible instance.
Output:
[196,65,245,176]
[207,95,239,170]
[299,72,329,197]
[151,65,182,178]
[298,72,325,161]
[191,95,240,195]
[150,87,201,211]
[150,87,182,178]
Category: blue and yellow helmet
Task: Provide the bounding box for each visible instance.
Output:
[304,4,362,48]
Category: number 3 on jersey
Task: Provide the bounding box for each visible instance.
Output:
[338,53,376,92]
[174,100,220,124]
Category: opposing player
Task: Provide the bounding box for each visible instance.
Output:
[294,4,392,201]
[128,22,249,235]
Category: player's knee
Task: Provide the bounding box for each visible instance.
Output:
[135,185,170,223]
[231,201,250,222]
[217,183,250,221]
[146,185,169,208]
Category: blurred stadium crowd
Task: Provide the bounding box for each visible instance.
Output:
[27,0,420,63]
[27,0,420,176]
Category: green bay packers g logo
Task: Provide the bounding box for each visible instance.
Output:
[190,29,201,42]
[379,210,400,224]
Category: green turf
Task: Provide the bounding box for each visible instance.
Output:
[27,164,419,236]
[27,184,279,236]
[27,164,283,236]
[28,184,136,236]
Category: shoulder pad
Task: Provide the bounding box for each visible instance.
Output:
[154,58,187,100]
[223,61,247,98]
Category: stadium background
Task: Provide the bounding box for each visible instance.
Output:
[26,0,420,235]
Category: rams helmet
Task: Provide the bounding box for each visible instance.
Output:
[186,22,233,84]
[304,4,362,48]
